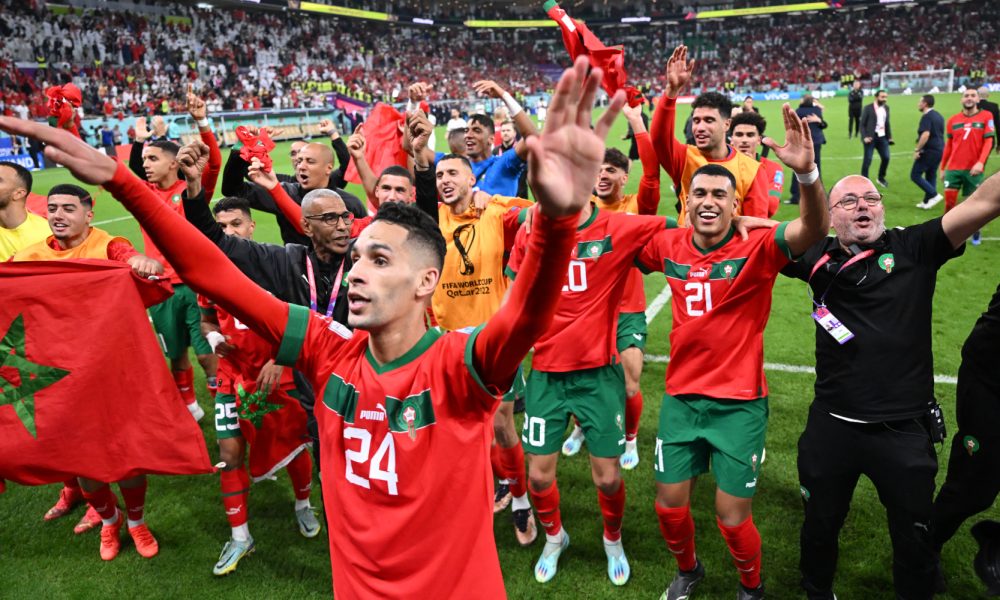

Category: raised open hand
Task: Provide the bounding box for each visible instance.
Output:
[664,45,695,98]
[526,56,626,218]
[134,116,151,142]
[0,116,116,185]
[762,103,816,175]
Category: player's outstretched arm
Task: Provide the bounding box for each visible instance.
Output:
[473,79,539,160]
[763,103,829,256]
[942,169,1000,248]
[624,104,662,215]
[474,57,627,388]
[0,117,292,349]
[650,46,693,186]
[188,88,222,200]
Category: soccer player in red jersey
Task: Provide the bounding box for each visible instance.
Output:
[560,101,662,471]
[128,91,222,419]
[636,105,830,600]
[731,111,784,217]
[941,88,995,243]
[196,196,319,576]
[651,45,771,225]
[1,56,625,599]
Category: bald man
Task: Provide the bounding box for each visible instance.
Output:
[221,140,364,246]
[781,171,1000,599]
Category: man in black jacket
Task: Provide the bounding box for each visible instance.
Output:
[789,94,827,205]
[221,136,365,247]
[847,80,863,139]
[861,89,893,188]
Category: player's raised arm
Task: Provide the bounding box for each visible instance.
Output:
[650,45,694,187]
[623,103,662,215]
[473,79,539,160]
[473,57,627,389]
[762,103,829,256]
[187,86,222,200]
[0,117,292,349]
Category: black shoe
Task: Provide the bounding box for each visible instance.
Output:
[877,178,889,188]
[934,561,947,594]
[493,482,511,513]
[737,582,765,600]
[662,560,706,600]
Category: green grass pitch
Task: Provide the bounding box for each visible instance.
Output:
[2,94,999,598]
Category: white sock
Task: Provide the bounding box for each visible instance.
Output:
[545,529,564,545]
[294,498,311,511]
[511,493,531,512]
[232,523,250,542]
[101,509,120,527]
[127,517,144,528]
[187,401,200,412]
[604,535,624,553]
[625,438,637,451]
[570,425,584,439]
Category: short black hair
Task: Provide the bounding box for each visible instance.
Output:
[730,111,767,135]
[690,163,737,192]
[376,165,415,187]
[213,196,252,219]
[48,183,93,209]
[468,114,495,134]
[147,140,180,156]
[691,92,733,119]
[922,94,935,107]
[0,161,32,193]
[372,201,446,270]
[437,154,474,172]
[603,148,630,173]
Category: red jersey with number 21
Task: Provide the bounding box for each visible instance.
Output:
[636,223,794,400]
[275,305,504,599]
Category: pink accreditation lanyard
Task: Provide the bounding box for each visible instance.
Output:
[306,255,345,318]
[806,249,874,308]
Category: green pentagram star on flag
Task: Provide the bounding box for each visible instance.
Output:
[0,314,70,439]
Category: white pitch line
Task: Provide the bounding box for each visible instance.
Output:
[644,285,673,325]
[93,215,135,225]
[822,151,913,161]
[644,353,958,384]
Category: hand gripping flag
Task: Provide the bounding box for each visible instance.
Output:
[44,83,83,139]
[0,260,213,490]
[236,126,276,173]
[543,0,644,107]
[344,103,409,186]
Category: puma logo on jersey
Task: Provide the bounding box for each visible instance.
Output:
[360,403,387,422]
[225,505,243,516]
[688,267,709,280]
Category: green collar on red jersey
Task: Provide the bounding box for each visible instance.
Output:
[692,226,736,255]
[577,204,598,231]
[366,327,443,374]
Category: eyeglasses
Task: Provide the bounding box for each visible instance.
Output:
[304,211,354,225]
[832,193,882,211]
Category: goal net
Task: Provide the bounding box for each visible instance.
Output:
[879,69,955,95]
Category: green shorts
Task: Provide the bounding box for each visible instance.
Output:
[501,364,526,403]
[149,283,214,360]
[215,393,242,439]
[522,364,626,458]
[944,169,985,197]
[654,394,769,498]
[616,311,648,353]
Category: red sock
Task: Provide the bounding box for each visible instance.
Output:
[944,189,959,212]
[625,391,643,441]
[220,468,250,528]
[529,481,562,536]
[655,503,697,572]
[597,480,626,542]
[286,451,313,501]
[119,478,148,523]
[173,367,195,403]
[717,515,762,589]
[81,484,118,521]
[490,443,504,479]
[498,442,527,498]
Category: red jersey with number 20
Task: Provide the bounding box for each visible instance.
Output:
[506,207,669,372]
[636,223,794,400]
[275,305,503,599]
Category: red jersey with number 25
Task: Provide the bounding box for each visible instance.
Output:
[506,207,669,372]
[275,305,504,599]
[636,223,794,400]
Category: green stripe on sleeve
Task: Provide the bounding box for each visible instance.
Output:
[504,265,517,280]
[774,221,795,261]
[463,324,496,397]
[275,303,310,367]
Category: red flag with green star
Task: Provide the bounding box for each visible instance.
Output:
[0,260,213,489]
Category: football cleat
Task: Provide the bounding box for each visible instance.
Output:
[620,440,640,471]
[737,582,766,600]
[493,481,512,514]
[561,427,585,457]
[604,537,631,586]
[661,560,706,600]
[296,506,322,538]
[99,513,123,561]
[44,485,83,521]
[74,505,102,534]
[534,529,570,583]
[213,537,256,576]
[513,508,538,546]
[128,523,159,558]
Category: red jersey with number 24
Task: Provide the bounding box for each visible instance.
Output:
[636,223,794,400]
[506,207,669,372]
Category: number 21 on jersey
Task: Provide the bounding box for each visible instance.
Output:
[684,281,713,316]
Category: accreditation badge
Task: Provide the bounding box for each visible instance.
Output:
[812,306,854,344]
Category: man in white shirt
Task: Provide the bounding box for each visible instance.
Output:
[860,89,893,188]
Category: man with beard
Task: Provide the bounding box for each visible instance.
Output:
[860,89,893,188]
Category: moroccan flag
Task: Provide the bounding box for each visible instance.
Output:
[344,103,408,186]
[0,260,213,489]
[543,0,644,107]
